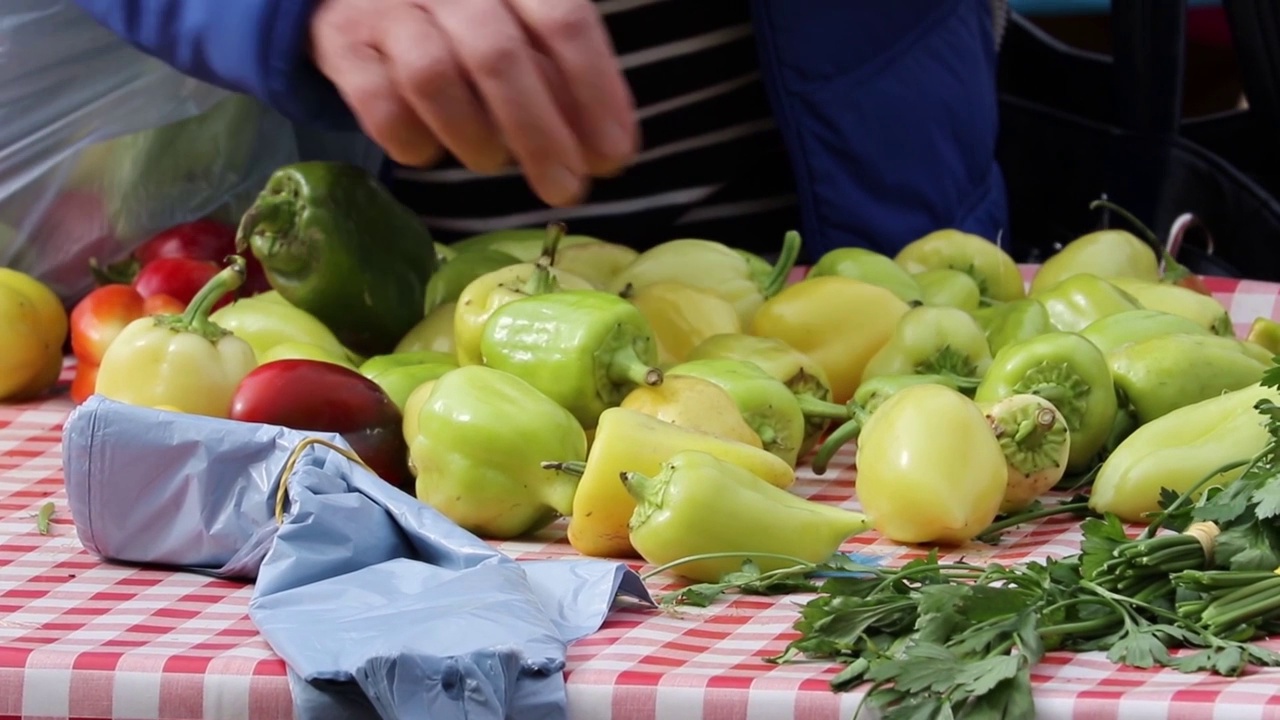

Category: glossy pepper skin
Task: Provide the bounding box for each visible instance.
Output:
[423,248,520,314]
[358,351,458,411]
[553,241,639,289]
[914,268,982,312]
[1107,277,1234,336]
[1089,383,1280,522]
[90,219,272,296]
[209,291,357,365]
[69,284,184,403]
[1247,317,1280,358]
[975,331,1117,472]
[94,258,258,417]
[397,301,458,356]
[619,376,763,448]
[230,359,411,488]
[236,161,438,357]
[1029,229,1160,295]
[408,365,588,539]
[0,268,68,402]
[623,450,868,583]
[861,305,992,384]
[550,407,795,558]
[621,281,742,367]
[480,289,664,429]
[751,276,910,404]
[1031,273,1142,333]
[894,229,1026,302]
[1078,309,1209,356]
[971,298,1051,355]
[1107,334,1268,424]
[807,247,923,304]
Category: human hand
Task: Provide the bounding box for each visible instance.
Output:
[310,0,639,207]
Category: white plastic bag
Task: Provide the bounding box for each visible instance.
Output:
[0,0,300,302]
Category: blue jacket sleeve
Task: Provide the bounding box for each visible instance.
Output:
[71,0,358,131]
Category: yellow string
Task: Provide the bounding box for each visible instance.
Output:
[273,437,375,524]
[1183,521,1221,561]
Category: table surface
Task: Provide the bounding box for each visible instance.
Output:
[5,274,1280,720]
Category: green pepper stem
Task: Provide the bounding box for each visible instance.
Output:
[538,222,567,266]
[796,395,854,421]
[541,460,585,478]
[608,345,664,388]
[619,470,653,503]
[761,230,803,298]
[168,255,246,340]
[235,192,296,256]
[810,409,868,475]
[1089,198,1195,281]
[640,551,820,581]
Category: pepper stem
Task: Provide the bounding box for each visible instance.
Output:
[1089,198,1195,282]
[761,230,803,298]
[160,255,246,340]
[608,345,664,388]
[541,460,586,478]
[811,409,868,475]
[796,395,854,421]
[518,223,568,296]
[619,470,654,503]
[539,222,567,265]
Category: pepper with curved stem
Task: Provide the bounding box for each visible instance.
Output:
[1089,199,1202,288]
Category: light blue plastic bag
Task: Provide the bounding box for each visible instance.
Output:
[62,395,652,720]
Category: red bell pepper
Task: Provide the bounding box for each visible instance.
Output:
[132,257,228,309]
[228,360,412,489]
[68,283,184,403]
[91,219,272,295]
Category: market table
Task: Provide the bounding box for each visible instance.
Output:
[4,272,1280,720]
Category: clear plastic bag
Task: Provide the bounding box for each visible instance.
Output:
[0,0,300,302]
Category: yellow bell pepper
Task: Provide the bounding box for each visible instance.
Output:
[750,276,910,403]
[0,268,67,402]
[620,375,762,447]
[622,281,741,367]
[549,407,796,558]
[1107,276,1233,336]
[94,258,258,417]
[396,301,459,356]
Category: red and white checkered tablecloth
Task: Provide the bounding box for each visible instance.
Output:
[4,273,1280,720]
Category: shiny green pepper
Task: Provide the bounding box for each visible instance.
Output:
[258,341,355,368]
[1107,277,1234,336]
[1078,309,1209,356]
[1031,273,1142,333]
[1107,333,1268,424]
[359,350,458,377]
[209,293,359,365]
[423,249,521,314]
[861,305,992,384]
[479,289,664,429]
[236,161,438,357]
[894,229,1026,302]
[975,331,1117,472]
[1029,229,1160,296]
[359,351,459,411]
[807,247,923,304]
[623,450,871,583]
[407,365,588,538]
[915,268,982,312]
[971,298,1051,355]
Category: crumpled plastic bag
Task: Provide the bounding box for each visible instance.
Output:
[62,395,653,720]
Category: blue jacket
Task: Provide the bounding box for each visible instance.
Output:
[71,0,1007,257]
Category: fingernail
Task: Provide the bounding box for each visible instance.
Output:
[546,165,585,205]
[596,122,636,161]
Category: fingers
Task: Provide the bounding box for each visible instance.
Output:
[505,0,639,176]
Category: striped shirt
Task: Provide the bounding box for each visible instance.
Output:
[386,0,799,256]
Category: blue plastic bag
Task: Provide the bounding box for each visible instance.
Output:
[62,396,652,720]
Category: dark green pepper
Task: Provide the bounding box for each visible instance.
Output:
[479,289,664,429]
[236,161,437,357]
[1030,273,1141,333]
[1107,333,1268,424]
[971,298,1051,355]
[1078,309,1209,357]
[974,331,1117,472]
[423,249,521,314]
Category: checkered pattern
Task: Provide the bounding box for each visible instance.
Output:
[3,276,1280,720]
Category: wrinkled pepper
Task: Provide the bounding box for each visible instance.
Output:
[807,247,923,304]
[236,161,439,357]
[623,450,870,582]
[894,229,1026,302]
[686,332,835,457]
[971,298,1051,355]
[396,301,458,356]
[1078,308,1209,356]
[209,291,357,365]
[1107,276,1233,336]
[974,331,1117,472]
[358,351,458,411]
[423,248,521,314]
[1089,382,1280,522]
[553,241,639,289]
[549,407,795,558]
[408,365,588,539]
[860,305,992,384]
[751,276,910,404]
[619,375,763,448]
[1107,333,1268,424]
[1029,229,1160,295]
[480,289,663,429]
[94,257,258,417]
[607,231,802,327]
[69,284,184,403]
[0,268,68,402]
[1246,317,1280,357]
[1031,273,1142,333]
[448,227,599,261]
[914,268,982,312]
[621,281,741,367]
[229,359,411,488]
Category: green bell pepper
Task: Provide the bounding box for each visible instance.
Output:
[971,298,1051,355]
[407,365,588,539]
[914,268,982,312]
[807,247,924,304]
[358,351,458,377]
[1031,273,1142,333]
[1078,309,1210,356]
[236,161,438,357]
[423,249,521,314]
[479,289,664,430]
[860,305,992,384]
[1107,333,1268,424]
[209,293,358,364]
[974,331,1117,472]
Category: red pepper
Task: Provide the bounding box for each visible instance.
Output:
[68,283,184,403]
[91,219,271,295]
[132,257,228,309]
[228,360,412,489]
